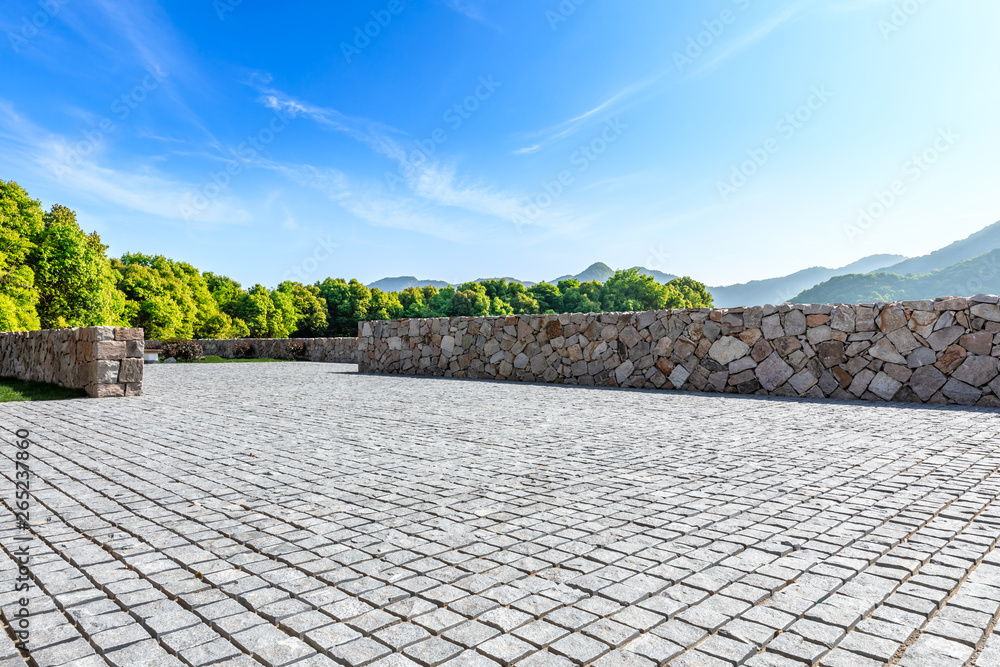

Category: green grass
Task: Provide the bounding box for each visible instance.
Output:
[0,377,87,402]
[176,355,294,364]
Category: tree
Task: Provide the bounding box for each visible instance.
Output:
[668,276,714,308]
[427,286,455,317]
[278,281,327,337]
[528,283,562,314]
[233,284,275,337]
[368,287,403,321]
[115,253,229,339]
[398,286,426,318]
[268,287,300,338]
[315,277,351,336]
[0,180,43,331]
[451,283,490,316]
[600,269,672,311]
[489,296,513,316]
[31,205,126,328]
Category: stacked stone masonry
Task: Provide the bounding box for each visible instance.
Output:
[359,295,1000,407]
[0,326,143,398]
[149,337,360,363]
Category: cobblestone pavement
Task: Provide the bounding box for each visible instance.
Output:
[3,363,1000,667]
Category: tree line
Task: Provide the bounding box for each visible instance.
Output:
[1,180,713,339]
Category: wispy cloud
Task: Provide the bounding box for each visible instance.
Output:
[512,75,662,155]
[444,0,502,30]
[681,2,812,80]
[250,79,538,235]
[0,102,249,226]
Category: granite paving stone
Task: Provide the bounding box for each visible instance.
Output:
[2,362,1000,666]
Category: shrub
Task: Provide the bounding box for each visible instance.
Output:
[162,340,204,361]
[283,341,307,360]
[231,341,253,359]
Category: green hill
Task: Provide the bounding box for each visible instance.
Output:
[368,276,451,291]
[550,262,616,284]
[794,249,1000,303]
[879,219,1000,276]
[708,254,904,307]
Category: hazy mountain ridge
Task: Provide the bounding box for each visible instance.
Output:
[880,220,1000,276]
[367,219,1000,306]
[708,254,905,308]
[367,276,452,292]
[792,219,1000,303]
[795,249,1000,303]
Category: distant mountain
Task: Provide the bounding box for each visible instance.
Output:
[368,276,451,292]
[549,262,678,285]
[708,254,905,308]
[366,255,905,306]
[794,249,1000,303]
[878,219,1000,276]
[551,262,616,284]
[475,276,536,287]
[632,267,680,285]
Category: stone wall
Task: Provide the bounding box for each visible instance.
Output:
[0,327,143,398]
[147,337,359,363]
[358,296,1000,407]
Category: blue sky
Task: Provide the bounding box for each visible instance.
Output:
[2,0,998,288]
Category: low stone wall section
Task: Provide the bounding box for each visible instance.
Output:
[148,337,359,363]
[359,296,1000,407]
[0,327,143,398]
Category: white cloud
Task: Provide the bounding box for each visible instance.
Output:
[512,75,663,155]
[251,81,542,233]
[0,101,250,226]
[681,2,812,80]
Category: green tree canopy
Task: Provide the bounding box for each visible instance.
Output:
[0,180,43,331]
[32,204,126,328]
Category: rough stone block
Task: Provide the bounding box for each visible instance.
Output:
[114,327,144,341]
[118,358,144,383]
[87,383,125,398]
[95,340,127,359]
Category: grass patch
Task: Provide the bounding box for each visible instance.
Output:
[176,355,294,364]
[0,378,87,402]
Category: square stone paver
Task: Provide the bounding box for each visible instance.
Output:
[2,363,1000,667]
